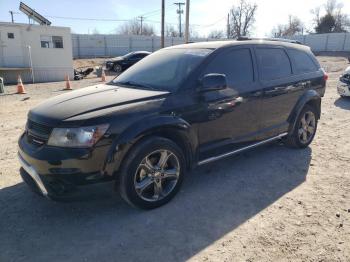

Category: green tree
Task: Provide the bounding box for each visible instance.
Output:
[312,0,350,33]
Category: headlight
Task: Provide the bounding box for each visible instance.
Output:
[47,124,109,148]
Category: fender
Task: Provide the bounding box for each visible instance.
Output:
[287,89,321,133]
[102,115,197,176]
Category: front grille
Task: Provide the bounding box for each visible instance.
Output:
[26,120,53,145]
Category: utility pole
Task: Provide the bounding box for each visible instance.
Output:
[174,2,185,37]
[161,0,165,48]
[184,0,190,43]
[138,16,145,35]
[9,11,14,23]
[227,13,230,39]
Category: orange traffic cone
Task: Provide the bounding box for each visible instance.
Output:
[64,75,72,90]
[101,70,106,82]
[16,75,26,94]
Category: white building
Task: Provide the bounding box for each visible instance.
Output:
[0,22,73,84]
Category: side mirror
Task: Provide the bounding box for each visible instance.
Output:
[199,73,227,92]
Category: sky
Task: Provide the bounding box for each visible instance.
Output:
[0,0,350,37]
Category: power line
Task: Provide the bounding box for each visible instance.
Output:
[161,0,165,48]
[43,15,132,22]
[139,9,161,17]
[9,10,20,23]
[9,11,14,23]
[182,16,226,28]
[185,0,190,43]
[174,2,185,37]
[227,13,230,39]
[138,16,145,34]
[14,12,227,33]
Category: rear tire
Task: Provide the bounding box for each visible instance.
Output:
[284,104,318,149]
[118,137,185,209]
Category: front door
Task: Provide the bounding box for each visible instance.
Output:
[196,47,262,155]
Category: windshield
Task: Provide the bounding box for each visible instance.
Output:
[122,52,135,59]
[113,48,212,92]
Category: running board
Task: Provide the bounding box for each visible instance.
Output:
[197,132,288,166]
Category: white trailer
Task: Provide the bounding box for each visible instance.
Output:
[0,22,73,84]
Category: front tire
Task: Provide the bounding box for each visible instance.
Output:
[118,137,185,209]
[284,104,318,148]
[113,63,122,73]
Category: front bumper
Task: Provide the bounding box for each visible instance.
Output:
[18,153,49,197]
[18,132,114,199]
[105,62,114,70]
[337,80,350,97]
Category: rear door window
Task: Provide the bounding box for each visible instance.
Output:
[255,48,292,80]
[202,48,254,88]
[288,49,318,73]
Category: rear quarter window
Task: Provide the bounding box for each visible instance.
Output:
[255,48,292,81]
[288,49,318,74]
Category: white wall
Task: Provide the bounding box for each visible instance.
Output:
[72,34,211,58]
[0,22,73,84]
[289,33,350,52]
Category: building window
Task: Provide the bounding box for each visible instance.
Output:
[52,36,63,48]
[40,35,64,49]
[7,32,14,39]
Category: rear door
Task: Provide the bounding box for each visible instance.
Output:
[254,46,300,138]
[286,48,323,94]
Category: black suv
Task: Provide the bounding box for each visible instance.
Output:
[18,39,327,209]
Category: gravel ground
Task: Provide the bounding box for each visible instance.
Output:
[0,57,350,262]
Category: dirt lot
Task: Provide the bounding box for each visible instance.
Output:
[0,57,350,262]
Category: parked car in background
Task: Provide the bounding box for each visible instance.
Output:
[18,39,327,209]
[337,66,350,97]
[105,51,151,73]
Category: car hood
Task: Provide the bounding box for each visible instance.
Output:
[107,57,123,62]
[344,66,350,74]
[28,84,169,125]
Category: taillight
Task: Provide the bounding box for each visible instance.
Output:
[321,68,328,81]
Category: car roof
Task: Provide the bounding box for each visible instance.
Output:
[164,40,311,52]
[132,51,152,54]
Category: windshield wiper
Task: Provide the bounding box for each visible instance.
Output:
[114,81,157,90]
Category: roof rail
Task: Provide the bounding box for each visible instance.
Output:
[236,36,303,45]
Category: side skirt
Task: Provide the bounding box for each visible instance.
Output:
[197,133,288,166]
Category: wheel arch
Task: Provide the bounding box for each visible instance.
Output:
[288,89,321,133]
[102,116,197,177]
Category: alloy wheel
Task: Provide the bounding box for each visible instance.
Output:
[298,111,316,144]
[134,149,180,202]
[114,64,122,73]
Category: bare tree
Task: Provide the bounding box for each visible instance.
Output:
[189,26,200,38]
[118,19,155,36]
[271,15,304,37]
[91,28,100,35]
[165,24,179,37]
[165,24,199,38]
[208,30,225,39]
[312,0,350,33]
[229,0,257,38]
